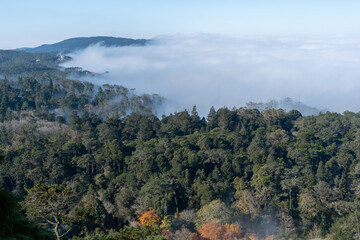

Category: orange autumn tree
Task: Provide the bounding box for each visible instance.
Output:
[138,208,161,227]
[198,221,224,240]
[198,221,244,240]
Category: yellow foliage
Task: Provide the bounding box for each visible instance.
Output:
[160,216,171,230]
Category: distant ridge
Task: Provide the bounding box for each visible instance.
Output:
[16,36,150,53]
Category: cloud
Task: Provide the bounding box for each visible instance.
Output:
[62,34,360,116]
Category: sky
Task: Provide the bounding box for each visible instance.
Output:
[1,0,360,49]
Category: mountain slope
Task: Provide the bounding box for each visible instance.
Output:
[0,50,62,76]
[16,36,150,53]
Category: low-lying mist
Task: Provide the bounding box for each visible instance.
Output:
[62,34,360,116]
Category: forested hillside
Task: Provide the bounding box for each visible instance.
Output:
[0,49,64,76]
[1,48,360,240]
[1,98,360,239]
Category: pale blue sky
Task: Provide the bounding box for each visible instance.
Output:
[1,0,360,48]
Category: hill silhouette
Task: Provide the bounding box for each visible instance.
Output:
[16,36,149,53]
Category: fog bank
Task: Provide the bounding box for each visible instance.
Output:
[62,34,360,116]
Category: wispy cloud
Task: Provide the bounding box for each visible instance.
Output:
[62,34,360,115]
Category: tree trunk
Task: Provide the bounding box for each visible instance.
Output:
[355,210,360,240]
[172,190,179,217]
[289,188,292,216]
[54,217,61,240]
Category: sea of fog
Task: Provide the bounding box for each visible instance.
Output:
[62,34,360,116]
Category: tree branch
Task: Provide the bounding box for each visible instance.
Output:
[60,227,72,238]
[42,216,57,225]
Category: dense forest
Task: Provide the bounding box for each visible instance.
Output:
[1,49,360,240]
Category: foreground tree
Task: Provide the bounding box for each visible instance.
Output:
[23,183,76,240]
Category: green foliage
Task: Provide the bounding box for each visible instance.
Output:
[139,175,176,217]
[331,215,357,240]
[71,225,166,240]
